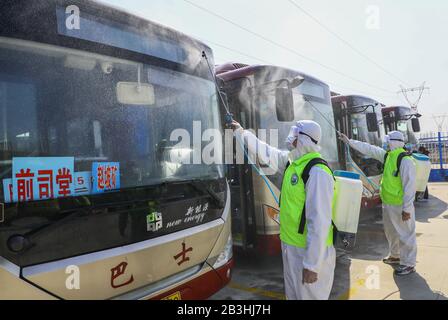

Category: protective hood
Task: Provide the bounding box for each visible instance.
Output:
[384,131,406,150]
[286,120,322,160]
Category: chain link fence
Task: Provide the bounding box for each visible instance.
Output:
[418,132,448,181]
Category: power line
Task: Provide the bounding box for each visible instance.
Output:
[287,0,409,86]
[199,38,272,65]
[182,0,395,94]
[202,37,399,100]
[432,114,448,132]
[398,82,430,112]
[203,37,396,99]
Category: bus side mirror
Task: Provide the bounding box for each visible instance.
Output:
[366,112,379,132]
[412,118,421,133]
[275,87,294,122]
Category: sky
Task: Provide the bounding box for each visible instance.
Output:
[102,0,448,133]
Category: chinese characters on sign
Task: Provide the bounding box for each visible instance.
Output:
[2,179,16,203]
[2,158,120,203]
[173,242,193,266]
[184,202,209,224]
[12,157,75,202]
[165,202,210,229]
[110,261,134,289]
[92,162,120,194]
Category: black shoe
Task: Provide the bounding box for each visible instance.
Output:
[394,265,416,276]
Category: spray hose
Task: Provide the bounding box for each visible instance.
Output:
[200,51,281,207]
[296,96,381,196]
[344,143,381,195]
[201,51,376,213]
[234,131,280,206]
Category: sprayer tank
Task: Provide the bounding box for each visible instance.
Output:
[333,170,363,235]
[412,153,432,192]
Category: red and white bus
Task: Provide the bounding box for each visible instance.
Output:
[382,106,421,150]
[0,0,232,299]
[216,63,339,255]
[332,95,385,208]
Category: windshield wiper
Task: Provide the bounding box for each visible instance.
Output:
[183,179,225,209]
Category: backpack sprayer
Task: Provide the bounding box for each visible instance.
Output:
[202,52,363,248]
[301,97,380,193]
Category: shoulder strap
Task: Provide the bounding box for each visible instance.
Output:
[302,158,333,186]
[395,152,412,177]
[298,158,333,234]
[279,161,291,207]
[384,152,389,164]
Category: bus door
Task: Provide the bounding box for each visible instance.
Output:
[333,100,350,170]
[222,78,257,250]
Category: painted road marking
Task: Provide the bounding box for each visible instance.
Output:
[228,282,285,300]
[337,278,366,300]
[230,278,368,300]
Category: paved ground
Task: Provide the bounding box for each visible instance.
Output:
[211,183,448,300]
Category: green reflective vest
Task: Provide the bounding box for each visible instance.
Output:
[380,148,411,206]
[279,152,334,248]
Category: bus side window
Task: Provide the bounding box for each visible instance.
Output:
[0,80,38,156]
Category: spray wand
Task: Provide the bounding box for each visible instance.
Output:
[202,51,234,125]
[201,51,280,207]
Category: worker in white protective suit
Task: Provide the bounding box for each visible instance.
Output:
[339,131,417,276]
[231,119,336,300]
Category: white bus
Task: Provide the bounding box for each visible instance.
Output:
[332,95,385,208]
[0,0,232,299]
[217,63,339,255]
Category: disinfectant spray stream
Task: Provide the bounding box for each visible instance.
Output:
[303,97,381,192]
[202,52,280,206]
[202,51,376,218]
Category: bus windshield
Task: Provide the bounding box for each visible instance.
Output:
[384,107,418,147]
[349,97,384,147]
[0,37,223,204]
[347,98,385,177]
[396,107,418,146]
[256,75,338,165]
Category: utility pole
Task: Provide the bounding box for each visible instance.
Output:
[432,114,448,170]
[398,82,430,112]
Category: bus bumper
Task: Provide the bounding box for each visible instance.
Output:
[361,195,382,209]
[151,258,234,300]
[256,234,281,256]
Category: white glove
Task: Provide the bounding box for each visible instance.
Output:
[229,120,243,132]
[338,132,351,145]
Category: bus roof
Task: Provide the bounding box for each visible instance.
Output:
[216,63,329,87]
[0,0,213,75]
[331,94,381,104]
[89,0,213,53]
[382,106,412,113]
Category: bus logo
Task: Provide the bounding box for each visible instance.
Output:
[110,262,134,289]
[147,211,163,232]
[174,242,193,266]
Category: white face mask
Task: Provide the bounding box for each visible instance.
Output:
[288,136,307,160]
[285,136,297,151]
[285,126,300,151]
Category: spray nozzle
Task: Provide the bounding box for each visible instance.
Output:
[225,113,234,125]
[201,49,234,125]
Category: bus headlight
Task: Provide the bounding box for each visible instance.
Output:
[263,205,280,225]
[213,234,233,269]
